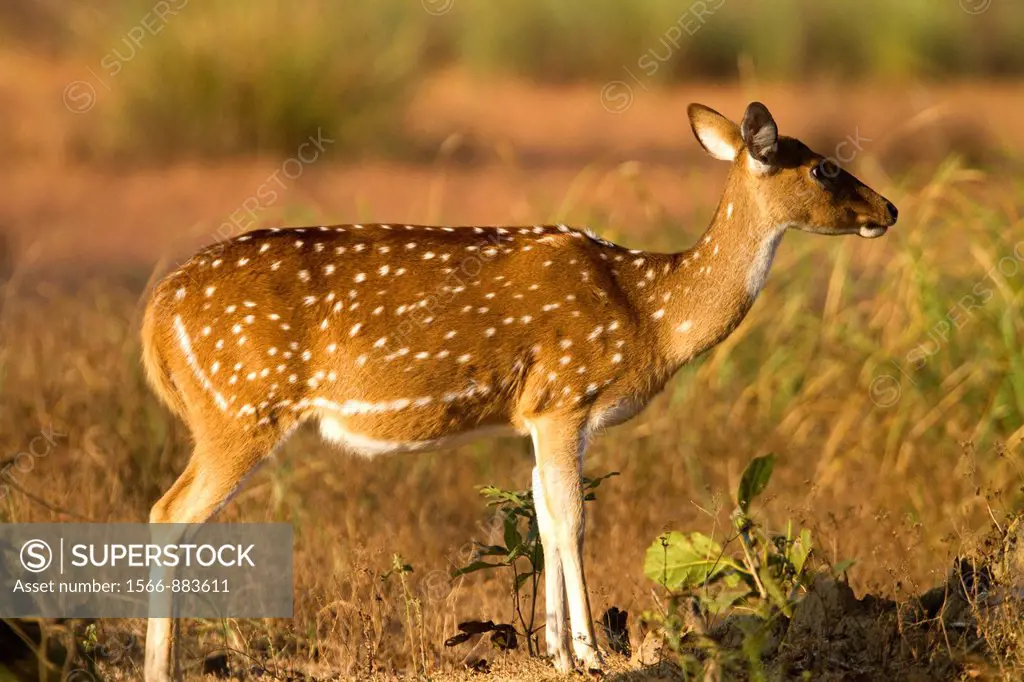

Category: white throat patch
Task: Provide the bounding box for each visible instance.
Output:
[746,230,784,298]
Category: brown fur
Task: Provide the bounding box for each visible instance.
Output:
[140,299,187,420]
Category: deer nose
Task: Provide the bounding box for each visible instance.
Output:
[885,200,898,224]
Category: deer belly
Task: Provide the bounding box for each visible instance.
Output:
[589,397,646,431]
[317,415,518,457]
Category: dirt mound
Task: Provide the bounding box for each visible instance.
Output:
[769,577,954,680]
[627,515,1024,681]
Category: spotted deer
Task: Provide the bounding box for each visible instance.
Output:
[141,101,897,679]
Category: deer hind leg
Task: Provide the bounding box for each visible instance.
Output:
[529,417,603,673]
[144,423,289,682]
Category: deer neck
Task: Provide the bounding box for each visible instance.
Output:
[642,178,787,370]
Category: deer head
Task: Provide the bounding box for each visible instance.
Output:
[688,101,898,239]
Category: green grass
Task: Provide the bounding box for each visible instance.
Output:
[451,0,1024,82]
[14,0,1022,158]
[80,0,429,159]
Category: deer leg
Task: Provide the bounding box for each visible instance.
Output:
[145,463,193,682]
[532,465,571,672]
[529,417,603,672]
[144,434,275,682]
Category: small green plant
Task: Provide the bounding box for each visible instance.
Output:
[450,472,618,656]
[642,454,851,674]
[382,554,427,675]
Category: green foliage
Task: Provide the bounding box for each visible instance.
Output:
[642,454,855,673]
[48,0,1024,160]
[454,1,675,83]
[450,0,1024,82]
[737,453,774,514]
[451,471,618,655]
[91,0,427,159]
[644,531,734,591]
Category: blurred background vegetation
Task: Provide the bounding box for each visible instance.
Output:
[1,0,1022,158]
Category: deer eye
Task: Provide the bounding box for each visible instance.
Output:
[811,159,840,187]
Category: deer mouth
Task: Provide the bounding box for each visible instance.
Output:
[858,224,888,239]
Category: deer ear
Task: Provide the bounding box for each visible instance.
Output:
[688,103,742,162]
[740,101,778,164]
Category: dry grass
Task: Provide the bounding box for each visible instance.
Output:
[2,6,1023,675]
[1,142,1023,679]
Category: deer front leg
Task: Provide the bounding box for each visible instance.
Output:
[529,417,603,673]
[532,465,572,672]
